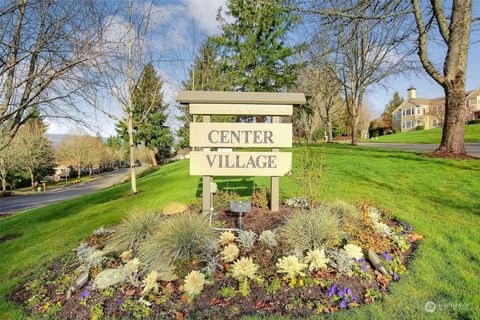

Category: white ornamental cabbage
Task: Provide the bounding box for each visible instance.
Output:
[342,244,363,260]
[304,249,329,271]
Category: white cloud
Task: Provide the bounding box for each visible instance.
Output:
[183,0,226,34]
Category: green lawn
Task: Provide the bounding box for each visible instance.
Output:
[0,144,479,319]
[368,123,480,144]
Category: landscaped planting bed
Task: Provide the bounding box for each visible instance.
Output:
[11,200,422,319]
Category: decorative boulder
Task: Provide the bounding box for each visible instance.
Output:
[93,259,139,289]
[162,202,188,215]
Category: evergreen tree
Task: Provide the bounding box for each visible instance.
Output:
[117,63,173,165]
[383,92,404,121]
[214,0,303,92]
[176,39,234,149]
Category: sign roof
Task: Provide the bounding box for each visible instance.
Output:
[176,91,306,105]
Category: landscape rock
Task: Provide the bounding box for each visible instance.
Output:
[93,258,140,289]
[163,202,188,215]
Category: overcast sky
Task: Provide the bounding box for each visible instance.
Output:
[47,0,480,137]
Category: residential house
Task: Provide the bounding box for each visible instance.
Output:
[391,87,480,132]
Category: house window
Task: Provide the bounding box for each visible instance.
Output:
[402,109,405,116]
[433,119,438,127]
[406,109,411,116]
[405,121,412,129]
[416,107,421,115]
[416,120,423,126]
[402,121,405,129]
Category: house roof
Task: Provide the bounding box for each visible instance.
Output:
[391,86,480,115]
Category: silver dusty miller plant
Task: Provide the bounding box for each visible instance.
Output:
[237,230,257,251]
[200,238,223,275]
[92,226,109,237]
[327,249,355,273]
[76,242,106,268]
[258,230,278,247]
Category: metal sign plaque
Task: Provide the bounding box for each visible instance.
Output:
[230,201,252,213]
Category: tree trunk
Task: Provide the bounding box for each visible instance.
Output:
[1,178,6,192]
[327,119,334,143]
[149,148,158,166]
[307,133,313,144]
[127,115,137,194]
[78,166,81,179]
[436,83,467,155]
[350,115,359,146]
[89,166,93,176]
[30,171,34,189]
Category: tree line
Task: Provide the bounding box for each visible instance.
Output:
[177,0,476,156]
[0,0,476,197]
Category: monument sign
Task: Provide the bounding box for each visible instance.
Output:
[176,91,305,212]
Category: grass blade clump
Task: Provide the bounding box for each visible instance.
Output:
[138,212,215,276]
[325,200,362,228]
[281,207,342,252]
[106,209,162,253]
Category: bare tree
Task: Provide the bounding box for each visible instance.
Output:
[86,0,160,194]
[296,40,343,142]
[292,100,322,143]
[305,0,477,155]
[305,1,412,145]
[82,136,108,176]
[0,136,15,192]
[411,0,473,156]
[56,134,96,180]
[15,119,55,188]
[0,0,107,151]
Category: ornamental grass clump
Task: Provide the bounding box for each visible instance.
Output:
[281,207,342,252]
[326,200,362,228]
[138,212,214,275]
[106,209,162,253]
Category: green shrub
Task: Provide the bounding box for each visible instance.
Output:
[467,119,480,125]
[138,212,215,276]
[415,125,425,131]
[213,190,239,210]
[280,207,342,252]
[250,187,268,208]
[106,209,162,253]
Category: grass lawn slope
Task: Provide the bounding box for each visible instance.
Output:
[368,123,480,144]
[1,144,479,319]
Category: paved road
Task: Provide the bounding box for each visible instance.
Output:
[358,142,480,157]
[0,168,133,215]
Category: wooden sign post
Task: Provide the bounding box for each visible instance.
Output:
[176,91,305,213]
